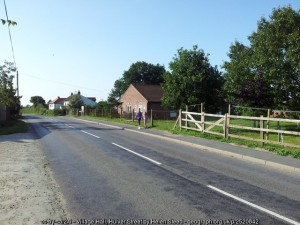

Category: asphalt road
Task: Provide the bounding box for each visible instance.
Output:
[25,115,300,225]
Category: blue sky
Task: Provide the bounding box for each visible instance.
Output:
[1,0,299,106]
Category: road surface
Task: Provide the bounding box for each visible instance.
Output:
[25,115,300,225]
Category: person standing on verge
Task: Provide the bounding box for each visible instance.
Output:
[143,111,148,129]
[136,109,142,129]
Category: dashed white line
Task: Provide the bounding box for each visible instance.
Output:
[112,143,162,166]
[80,130,101,139]
[207,185,300,225]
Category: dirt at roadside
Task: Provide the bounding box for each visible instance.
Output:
[0,132,68,225]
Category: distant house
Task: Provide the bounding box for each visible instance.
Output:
[64,93,97,108]
[120,84,164,114]
[48,97,67,110]
[49,92,97,110]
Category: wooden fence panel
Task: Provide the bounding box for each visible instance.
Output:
[179,110,300,148]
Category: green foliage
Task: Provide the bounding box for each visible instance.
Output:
[291,151,300,158]
[0,119,27,135]
[162,45,224,112]
[30,96,46,107]
[232,106,268,117]
[108,61,165,106]
[21,104,47,115]
[0,61,20,109]
[277,148,291,156]
[49,109,66,116]
[96,100,110,110]
[21,104,66,116]
[1,19,17,26]
[67,93,83,110]
[223,6,300,110]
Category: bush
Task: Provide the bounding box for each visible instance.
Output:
[53,109,66,116]
[21,105,66,116]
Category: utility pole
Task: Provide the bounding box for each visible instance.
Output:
[17,70,19,97]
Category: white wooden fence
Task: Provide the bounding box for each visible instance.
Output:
[176,109,300,148]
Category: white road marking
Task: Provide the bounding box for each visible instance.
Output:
[80,130,100,139]
[112,143,162,166]
[207,185,300,225]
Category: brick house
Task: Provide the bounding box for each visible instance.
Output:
[119,84,164,114]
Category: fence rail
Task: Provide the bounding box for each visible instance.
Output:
[177,110,300,148]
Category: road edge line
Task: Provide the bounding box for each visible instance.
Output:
[207,185,300,225]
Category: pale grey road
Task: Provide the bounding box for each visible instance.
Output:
[25,115,300,225]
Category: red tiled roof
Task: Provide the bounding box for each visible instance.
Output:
[51,97,66,104]
[132,84,163,102]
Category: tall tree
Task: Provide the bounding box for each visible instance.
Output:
[67,92,83,110]
[30,96,46,107]
[0,61,20,107]
[162,45,224,112]
[234,70,274,108]
[223,6,300,110]
[108,61,165,105]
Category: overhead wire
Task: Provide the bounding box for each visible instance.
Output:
[23,72,105,93]
[3,0,16,66]
[3,0,19,97]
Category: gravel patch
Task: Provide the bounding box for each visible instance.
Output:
[0,132,68,225]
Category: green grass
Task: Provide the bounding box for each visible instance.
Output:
[21,106,67,116]
[0,119,27,135]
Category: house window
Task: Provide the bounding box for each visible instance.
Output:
[127,105,131,112]
[138,105,143,112]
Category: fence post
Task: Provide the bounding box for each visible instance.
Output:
[185,105,188,129]
[266,109,270,140]
[120,107,123,119]
[179,109,182,131]
[132,109,135,122]
[200,103,204,132]
[224,113,230,139]
[228,104,231,134]
[224,113,228,139]
[201,112,205,133]
[260,115,264,146]
[151,109,153,127]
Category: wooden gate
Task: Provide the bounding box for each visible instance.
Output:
[174,109,300,148]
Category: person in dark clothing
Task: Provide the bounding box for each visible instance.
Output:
[136,109,142,129]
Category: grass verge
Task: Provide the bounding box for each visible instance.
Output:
[171,127,300,158]
[0,119,27,135]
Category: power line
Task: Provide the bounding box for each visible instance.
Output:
[23,72,105,93]
[3,0,19,97]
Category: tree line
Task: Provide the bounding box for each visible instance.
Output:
[108,6,300,112]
